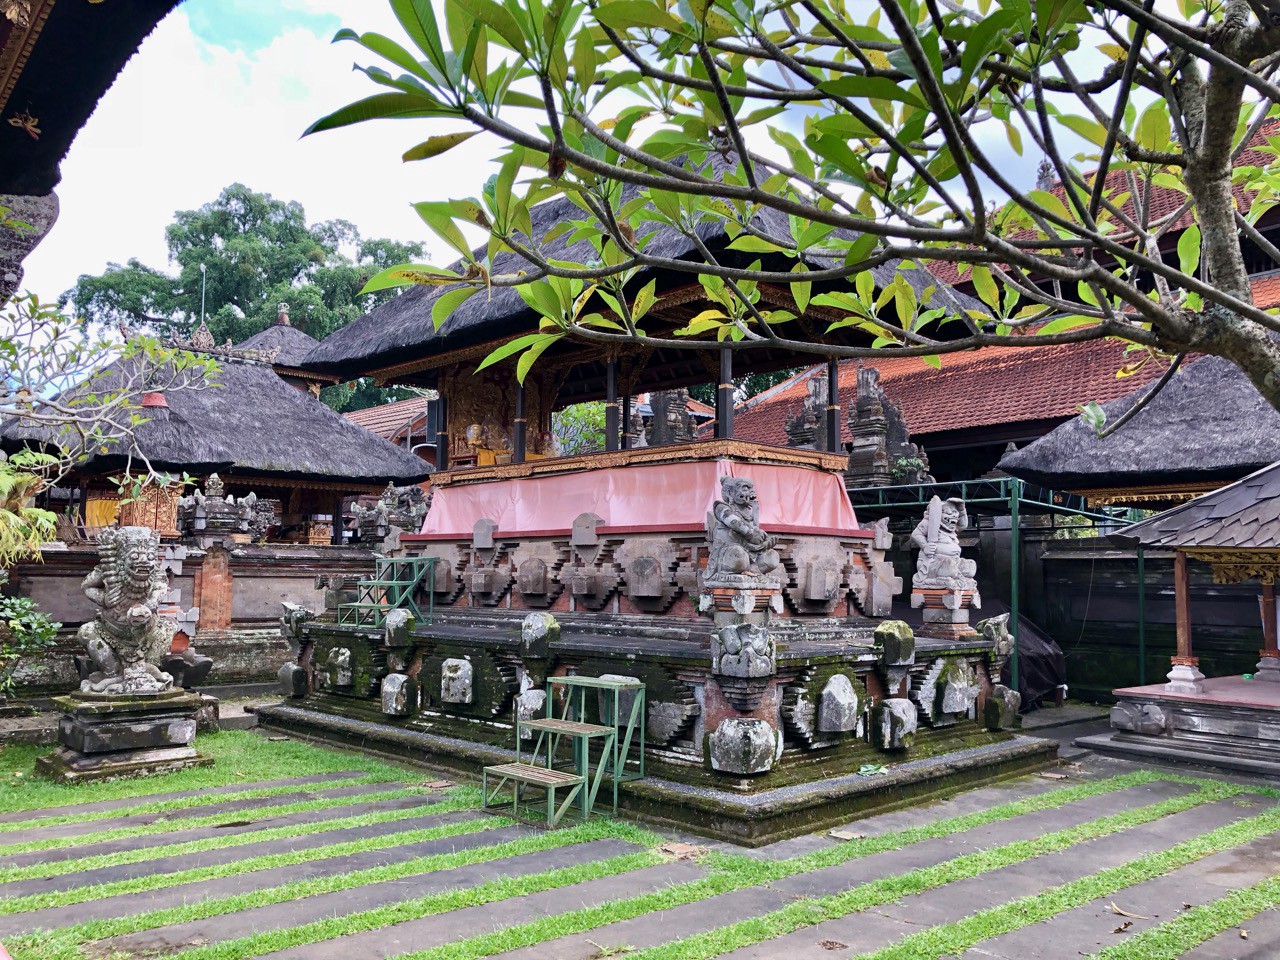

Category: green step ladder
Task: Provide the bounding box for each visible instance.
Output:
[338,556,436,628]
[482,674,645,826]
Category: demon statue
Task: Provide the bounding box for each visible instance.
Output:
[910,497,979,596]
[77,526,176,695]
[705,476,782,585]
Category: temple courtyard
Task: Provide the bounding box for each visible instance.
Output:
[1,728,1277,960]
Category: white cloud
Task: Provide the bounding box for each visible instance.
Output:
[21,1,501,303]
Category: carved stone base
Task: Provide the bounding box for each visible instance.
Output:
[36,690,210,783]
[1254,652,1280,683]
[704,584,782,615]
[1165,659,1205,695]
[910,589,979,637]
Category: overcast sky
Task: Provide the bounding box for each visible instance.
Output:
[22,0,502,302]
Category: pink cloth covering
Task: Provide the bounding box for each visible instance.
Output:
[414,459,863,539]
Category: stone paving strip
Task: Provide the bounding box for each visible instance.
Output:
[0,820,528,937]
[97,838,646,958]
[2,781,411,844]
[714,796,1267,960]
[485,780,1196,960]
[0,807,482,897]
[255,860,707,960]
[956,826,1280,959]
[0,771,369,825]
[1,790,434,864]
[526,788,1266,960]
[371,779,1223,960]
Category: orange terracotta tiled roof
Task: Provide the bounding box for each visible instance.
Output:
[344,396,431,441]
[730,338,1172,446]
[1250,272,1280,309]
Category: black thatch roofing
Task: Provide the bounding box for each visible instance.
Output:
[998,355,1280,491]
[235,323,321,367]
[1111,461,1280,549]
[1,356,432,486]
[301,166,981,393]
[0,0,182,195]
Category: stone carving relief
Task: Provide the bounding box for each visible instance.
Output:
[709,717,781,775]
[910,496,982,631]
[441,658,474,704]
[873,697,918,751]
[76,526,176,695]
[1111,701,1168,736]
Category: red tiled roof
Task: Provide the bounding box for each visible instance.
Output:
[344,396,431,441]
[926,119,1280,287]
[1250,272,1280,309]
[730,338,1172,446]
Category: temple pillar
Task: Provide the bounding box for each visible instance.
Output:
[0,192,59,302]
[717,348,734,439]
[621,394,631,450]
[1166,549,1205,693]
[825,358,840,453]
[435,394,449,470]
[513,382,527,463]
[605,357,619,452]
[1256,582,1280,682]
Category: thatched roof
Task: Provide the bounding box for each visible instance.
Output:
[998,355,1280,493]
[301,159,981,396]
[1,356,432,486]
[1110,461,1280,550]
[1,1,182,195]
[235,322,321,367]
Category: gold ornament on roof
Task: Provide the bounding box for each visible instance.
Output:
[2,2,32,27]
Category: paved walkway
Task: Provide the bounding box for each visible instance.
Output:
[0,752,1276,960]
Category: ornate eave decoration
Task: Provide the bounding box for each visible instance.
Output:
[1183,548,1280,586]
[1083,481,1218,508]
[0,0,52,115]
[170,322,281,364]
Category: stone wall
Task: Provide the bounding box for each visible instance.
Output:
[7,543,375,696]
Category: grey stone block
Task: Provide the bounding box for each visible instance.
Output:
[818,674,859,733]
[875,620,915,666]
[381,673,418,716]
[441,658,473,704]
[278,662,309,698]
[984,684,1022,731]
[873,698,918,751]
[709,717,779,774]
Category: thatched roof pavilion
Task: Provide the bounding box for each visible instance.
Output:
[301,167,981,406]
[997,355,1280,506]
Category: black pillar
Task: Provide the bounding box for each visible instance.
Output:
[513,382,527,463]
[717,347,734,440]
[435,394,449,470]
[826,358,841,452]
[621,394,632,449]
[605,358,620,452]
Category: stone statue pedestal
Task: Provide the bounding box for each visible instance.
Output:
[36,690,211,783]
[910,587,979,637]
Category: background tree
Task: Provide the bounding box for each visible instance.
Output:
[64,184,425,410]
[309,0,1280,419]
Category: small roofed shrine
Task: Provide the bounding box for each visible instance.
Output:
[2,311,430,544]
[1076,462,1280,775]
[999,356,1280,507]
[262,191,1051,844]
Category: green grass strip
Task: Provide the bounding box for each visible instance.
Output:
[1,792,474,884]
[1087,873,1280,960]
[0,786,431,857]
[390,777,1230,960]
[4,821,663,960]
[0,774,395,834]
[852,803,1280,960]
[0,801,492,915]
[0,731,415,816]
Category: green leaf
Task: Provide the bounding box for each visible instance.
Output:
[451,0,528,53]
[303,93,454,136]
[594,0,684,32]
[402,131,480,161]
[818,76,926,109]
[412,201,475,260]
[1036,315,1100,336]
[476,332,556,371]
[517,333,562,383]
[1078,400,1107,433]
[433,286,482,328]
[360,264,462,294]
[1134,100,1171,152]
[1058,114,1109,148]
[971,266,1000,309]
[1177,223,1201,276]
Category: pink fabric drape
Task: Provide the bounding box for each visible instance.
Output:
[414,459,863,539]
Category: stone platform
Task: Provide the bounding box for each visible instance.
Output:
[36,690,212,783]
[1076,675,1280,777]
